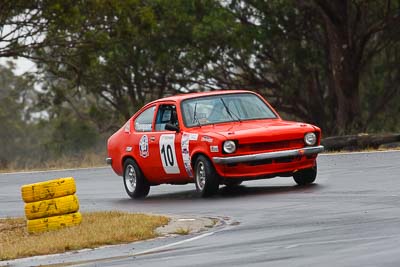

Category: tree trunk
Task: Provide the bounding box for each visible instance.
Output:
[328,29,361,134]
[319,1,362,134]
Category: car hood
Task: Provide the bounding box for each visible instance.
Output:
[200,120,316,143]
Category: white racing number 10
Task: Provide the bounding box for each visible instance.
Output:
[159,134,180,174]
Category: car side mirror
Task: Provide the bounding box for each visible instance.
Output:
[165,123,180,132]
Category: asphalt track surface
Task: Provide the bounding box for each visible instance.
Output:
[1,151,400,267]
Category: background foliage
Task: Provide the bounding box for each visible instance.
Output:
[0,0,399,169]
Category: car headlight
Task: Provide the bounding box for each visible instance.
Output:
[304,132,317,146]
[223,140,236,154]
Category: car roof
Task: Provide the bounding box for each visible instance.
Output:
[148,90,256,104]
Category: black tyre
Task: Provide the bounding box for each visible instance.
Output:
[194,155,220,197]
[123,158,150,199]
[293,165,317,186]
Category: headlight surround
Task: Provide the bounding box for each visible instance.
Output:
[304,132,317,146]
[223,140,236,154]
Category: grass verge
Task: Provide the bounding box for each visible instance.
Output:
[0,211,169,261]
[0,151,106,173]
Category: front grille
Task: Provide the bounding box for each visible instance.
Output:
[248,159,273,166]
[274,156,296,163]
[238,139,304,153]
[225,156,301,168]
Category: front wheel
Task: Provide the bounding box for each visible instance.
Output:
[195,155,220,197]
[293,165,317,186]
[123,158,150,199]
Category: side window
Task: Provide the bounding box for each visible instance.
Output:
[134,106,155,132]
[155,105,178,131]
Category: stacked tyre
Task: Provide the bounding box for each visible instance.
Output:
[21,177,82,233]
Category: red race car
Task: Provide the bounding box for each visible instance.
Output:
[106,90,324,198]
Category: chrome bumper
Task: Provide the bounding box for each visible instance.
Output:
[106,157,112,165]
[212,145,324,165]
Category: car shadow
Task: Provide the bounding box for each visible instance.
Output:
[218,183,320,198]
[116,183,321,203]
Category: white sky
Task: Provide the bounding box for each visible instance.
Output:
[0,57,36,75]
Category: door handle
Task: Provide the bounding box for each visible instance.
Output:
[150,136,156,142]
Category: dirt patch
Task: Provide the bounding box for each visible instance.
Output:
[156,216,217,236]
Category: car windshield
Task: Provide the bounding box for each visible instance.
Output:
[181,93,277,127]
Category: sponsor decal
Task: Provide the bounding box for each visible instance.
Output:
[159,134,180,174]
[181,133,193,178]
[124,122,130,133]
[210,145,219,153]
[135,123,152,132]
[139,135,149,158]
[189,133,199,141]
[201,136,213,143]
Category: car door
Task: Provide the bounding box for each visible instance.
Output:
[146,103,187,182]
[130,105,160,182]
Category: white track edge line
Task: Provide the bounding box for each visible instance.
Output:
[131,231,215,257]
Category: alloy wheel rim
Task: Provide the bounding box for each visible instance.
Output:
[196,161,206,191]
[125,165,137,192]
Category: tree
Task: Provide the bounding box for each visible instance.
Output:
[307,0,400,133]
[33,0,232,131]
[215,0,400,135]
[360,40,400,132]
[0,62,34,168]
[0,1,42,58]
[4,0,399,137]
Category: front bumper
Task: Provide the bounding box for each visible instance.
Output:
[212,145,324,165]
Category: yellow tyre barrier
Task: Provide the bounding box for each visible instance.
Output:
[27,212,82,233]
[21,177,76,203]
[24,194,80,220]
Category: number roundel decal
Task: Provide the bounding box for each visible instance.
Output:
[159,134,180,174]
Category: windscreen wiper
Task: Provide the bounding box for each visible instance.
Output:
[220,98,241,122]
[193,102,202,127]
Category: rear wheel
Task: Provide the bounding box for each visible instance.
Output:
[293,165,317,186]
[195,155,220,197]
[123,158,150,199]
